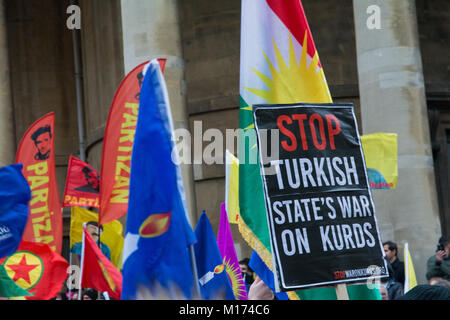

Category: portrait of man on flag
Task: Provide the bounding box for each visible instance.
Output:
[15,112,63,254]
[63,155,100,208]
[70,207,123,269]
[30,125,52,161]
[74,166,100,194]
[72,221,111,261]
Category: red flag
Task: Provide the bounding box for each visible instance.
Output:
[15,112,63,253]
[1,241,69,300]
[81,228,122,299]
[62,155,100,208]
[266,0,321,67]
[99,59,166,226]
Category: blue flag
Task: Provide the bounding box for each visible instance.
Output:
[0,164,31,259]
[121,59,197,300]
[249,250,289,300]
[194,211,235,300]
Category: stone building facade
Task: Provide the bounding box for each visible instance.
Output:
[1,0,448,285]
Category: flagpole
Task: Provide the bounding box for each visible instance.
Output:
[188,244,201,299]
[70,0,86,163]
[97,225,102,300]
[68,249,73,300]
[78,222,87,300]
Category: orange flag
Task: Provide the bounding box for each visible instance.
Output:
[99,59,166,226]
[1,241,69,300]
[81,227,122,300]
[15,112,63,253]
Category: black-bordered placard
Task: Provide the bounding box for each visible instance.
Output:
[252,102,388,291]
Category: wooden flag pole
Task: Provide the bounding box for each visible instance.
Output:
[335,284,349,300]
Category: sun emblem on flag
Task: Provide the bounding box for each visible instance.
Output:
[223,257,247,300]
[214,264,225,274]
[241,31,332,132]
[3,251,44,290]
[139,212,172,238]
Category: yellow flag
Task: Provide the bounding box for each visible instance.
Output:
[404,242,417,293]
[70,207,124,269]
[361,133,398,189]
[225,150,240,224]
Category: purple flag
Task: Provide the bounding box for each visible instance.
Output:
[217,202,248,300]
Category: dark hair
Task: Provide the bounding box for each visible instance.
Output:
[432,279,450,290]
[82,166,95,175]
[383,241,398,256]
[396,284,450,300]
[83,288,98,300]
[82,166,99,182]
[439,235,450,247]
[239,258,253,272]
[86,221,103,232]
[31,125,52,142]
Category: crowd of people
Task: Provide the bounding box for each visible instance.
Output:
[42,235,450,300]
[243,235,450,300]
[377,236,450,300]
[366,236,450,300]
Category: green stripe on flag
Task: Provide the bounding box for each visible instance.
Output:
[0,264,32,298]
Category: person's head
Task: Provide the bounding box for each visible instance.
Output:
[56,286,68,300]
[438,235,450,256]
[70,291,78,300]
[396,284,450,300]
[383,241,398,262]
[429,278,450,290]
[31,125,52,159]
[379,283,389,300]
[82,166,99,190]
[239,258,253,276]
[83,289,97,300]
[86,221,102,242]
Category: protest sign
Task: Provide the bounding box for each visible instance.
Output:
[252,102,388,291]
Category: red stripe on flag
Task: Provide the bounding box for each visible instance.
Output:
[266,0,321,67]
[81,228,122,299]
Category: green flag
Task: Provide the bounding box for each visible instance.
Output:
[0,264,32,298]
[238,0,380,300]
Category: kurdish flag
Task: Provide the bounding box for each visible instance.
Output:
[239,0,379,299]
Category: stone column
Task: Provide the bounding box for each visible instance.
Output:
[0,0,15,166]
[120,0,198,225]
[353,0,441,284]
